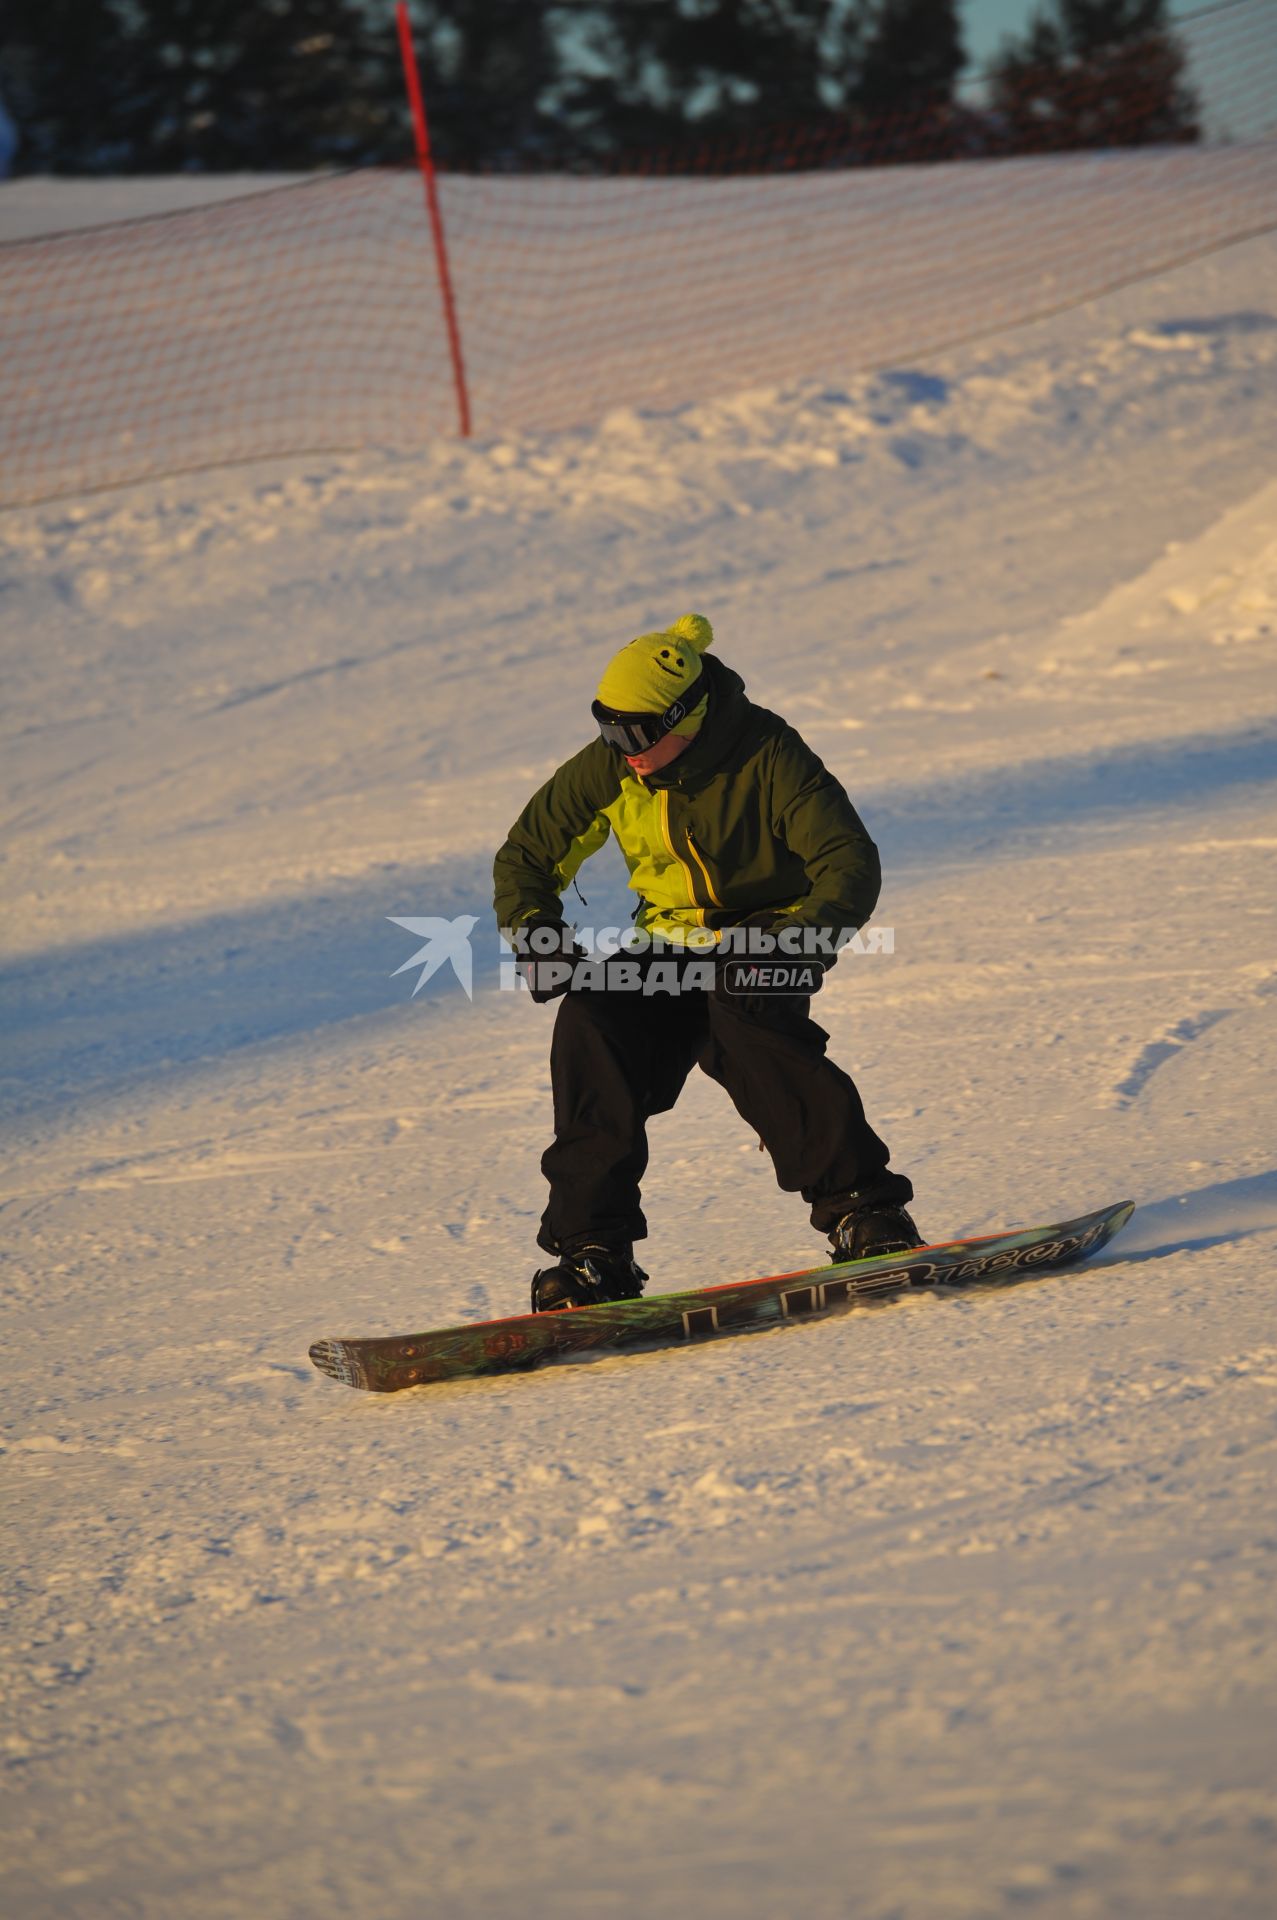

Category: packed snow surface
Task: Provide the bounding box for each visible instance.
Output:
[0,174,311,243]
[1,179,1276,1920]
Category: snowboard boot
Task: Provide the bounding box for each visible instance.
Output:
[829,1202,924,1264]
[530,1244,649,1313]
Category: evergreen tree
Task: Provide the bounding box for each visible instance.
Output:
[1,0,998,176]
[0,0,135,172]
[991,0,1198,152]
[856,0,965,119]
[550,1,868,159]
[124,0,403,172]
[1056,0,1169,58]
[0,0,405,174]
[408,1,563,168]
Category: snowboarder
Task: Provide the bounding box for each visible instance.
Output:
[493,613,920,1311]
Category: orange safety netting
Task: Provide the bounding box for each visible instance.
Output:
[1,0,1274,508]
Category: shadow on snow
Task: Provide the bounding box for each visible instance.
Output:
[1,719,1273,1137]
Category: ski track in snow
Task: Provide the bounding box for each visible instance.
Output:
[0,185,1275,1920]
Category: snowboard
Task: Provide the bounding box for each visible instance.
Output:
[309,1198,1135,1394]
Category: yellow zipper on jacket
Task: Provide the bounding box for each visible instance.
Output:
[685,825,723,908]
[658,788,707,927]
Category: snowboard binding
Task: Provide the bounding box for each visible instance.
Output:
[829,1203,923,1263]
[531,1245,649,1313]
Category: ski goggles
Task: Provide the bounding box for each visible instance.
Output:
[591,669,708,755]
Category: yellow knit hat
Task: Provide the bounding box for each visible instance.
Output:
[595,613,715,737]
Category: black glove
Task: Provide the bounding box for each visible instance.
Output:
[511,918,587,1004]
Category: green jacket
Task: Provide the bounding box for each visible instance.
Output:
[493,654,881,943]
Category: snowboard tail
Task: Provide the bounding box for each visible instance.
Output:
[309,1199,1135,1394]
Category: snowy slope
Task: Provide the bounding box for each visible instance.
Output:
[1,197,1275,1918]
[0,173,312,243]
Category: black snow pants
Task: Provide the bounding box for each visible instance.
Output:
[537,961,912,1256]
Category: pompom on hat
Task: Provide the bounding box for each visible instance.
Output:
[595,613,715,738]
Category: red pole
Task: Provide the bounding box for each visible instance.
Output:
[396,1,472,438]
